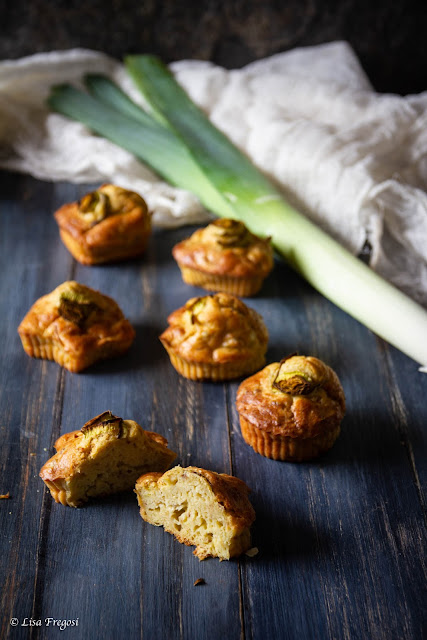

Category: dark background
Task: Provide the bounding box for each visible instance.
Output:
[1,0,426,95]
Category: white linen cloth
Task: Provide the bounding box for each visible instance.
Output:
[0,42,426,307]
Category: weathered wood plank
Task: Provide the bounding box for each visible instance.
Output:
[0,174,74,639]
[230,261,427,640]
[380,343,427,520]
[34,221,242,639]
[1,172,426,640]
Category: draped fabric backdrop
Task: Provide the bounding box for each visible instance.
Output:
[1,43,427,307]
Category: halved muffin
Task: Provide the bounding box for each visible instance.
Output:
[160,293,269,381]
[40,411,177,507]
[135,465,255,560]
[54,183,152,264]
[172,218,273,296]
[236,355,345,461]
[18,281,135,372]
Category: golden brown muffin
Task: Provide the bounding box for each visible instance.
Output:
[18,281,135,373]
[135,465,255,560]
[159,293,269,381]
[172,218,274,296]
[40,411,177,507]
[54,183,152,265]
[236,355,345,461]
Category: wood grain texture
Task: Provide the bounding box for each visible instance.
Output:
[0,171,426,640]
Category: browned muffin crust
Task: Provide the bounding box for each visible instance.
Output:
[236,355,345,460]
[172,218,273,295]
[40,411,177,508]
[160,293,269,380]
[18,281,135,372]
[135,465,255,560]
[54,184,152,265]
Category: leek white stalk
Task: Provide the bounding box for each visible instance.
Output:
[124,55,427,367]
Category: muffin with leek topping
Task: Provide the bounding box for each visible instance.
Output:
[172,218,273,296]
[135,465,255,561]
[18,281,135,372]
[40,411,176,507]
[160,293,268,381]
[236,355,345,461]
[54,183,152,265]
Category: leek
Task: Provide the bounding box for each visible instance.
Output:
[48,84,234,218]
[124,55,427,368]
[48,64,427,367]
[84,74,161,125]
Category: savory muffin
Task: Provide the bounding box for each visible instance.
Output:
[54,183,152,264]
[40,411,177,507]
[18,281,135,372]
[236,355,345,461]
[159,293,269,381]
[172,218,274,296]
[135,465,255,560]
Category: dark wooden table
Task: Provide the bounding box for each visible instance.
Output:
[1,170,426,640]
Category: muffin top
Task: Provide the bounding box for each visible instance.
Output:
[54,183,150,240]
[40,412,134,482]
[172,218,273,278]
[18,281,134,355]
[40,411,175,484]
[236,355,345,438]
[160,293,268,364]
